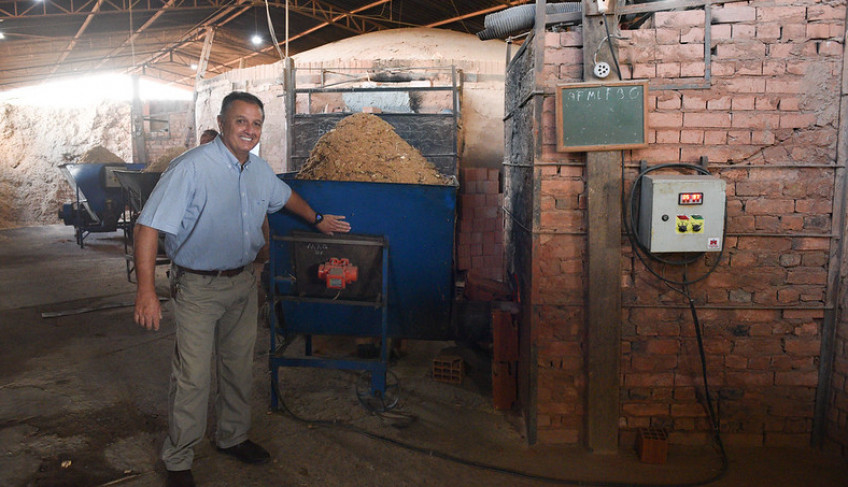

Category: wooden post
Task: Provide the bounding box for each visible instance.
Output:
[525,0,548,446]
[130,75,148,166]
[582,0,622,453]
[812,11,848,447]
[283,57,295,172]
[185,28,216,146]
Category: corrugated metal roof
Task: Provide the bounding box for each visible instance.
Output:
[0,0,534,92]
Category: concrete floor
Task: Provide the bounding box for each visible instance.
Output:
[1,225,847,487]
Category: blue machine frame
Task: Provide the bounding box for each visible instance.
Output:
[58,163,145,248]
[113,170,170,282]
[269,233,391,405]
[267,176,457,406]
[270,64,460,409]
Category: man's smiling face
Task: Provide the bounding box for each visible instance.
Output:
[218,99,264,163]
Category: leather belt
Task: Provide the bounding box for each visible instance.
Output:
[177,265,245,278]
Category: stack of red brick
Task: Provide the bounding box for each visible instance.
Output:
[457,167,504,283]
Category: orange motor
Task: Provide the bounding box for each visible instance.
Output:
[317,257,358,290]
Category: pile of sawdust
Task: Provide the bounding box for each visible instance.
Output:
[144,146,187,173]
[297,113,450,185]
[78,146,124,164]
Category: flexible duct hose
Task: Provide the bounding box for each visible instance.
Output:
[477,2,583,40]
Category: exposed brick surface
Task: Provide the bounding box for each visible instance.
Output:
[457,167,504,284]
[712,6,756,23]
[502,2,848,453]
[142,104,192,164]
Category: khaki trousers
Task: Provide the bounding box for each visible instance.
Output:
[161,266,258,471]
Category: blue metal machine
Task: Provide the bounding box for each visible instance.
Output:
[268,176,458,409]
[58,163,144,247]
[112,170,169,281]
[269,65,461,411]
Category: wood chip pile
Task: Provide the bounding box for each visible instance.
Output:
[77,146,124,164]
[297,113,451,185]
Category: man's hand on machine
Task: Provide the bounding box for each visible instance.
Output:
[316,214,351,235]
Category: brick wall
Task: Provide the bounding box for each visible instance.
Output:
[142,101,194,166]
[457,167,505,283]
[517,1,847,447]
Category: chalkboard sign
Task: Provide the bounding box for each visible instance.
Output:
[555,80,649,152]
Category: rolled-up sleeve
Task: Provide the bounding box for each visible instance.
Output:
[137,163,195,235]
[267,174,292,214]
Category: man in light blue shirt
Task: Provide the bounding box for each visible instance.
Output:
[133,91,350,487]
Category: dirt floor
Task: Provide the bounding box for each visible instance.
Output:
[1,225,847,487]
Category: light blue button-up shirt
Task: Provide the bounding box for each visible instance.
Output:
[137,136,291,270]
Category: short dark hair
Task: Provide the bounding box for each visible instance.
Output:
[201,129,218,138]
[220,91,264,119]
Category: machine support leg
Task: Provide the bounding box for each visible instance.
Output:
[269,235,395,410]
[371,244,391,394]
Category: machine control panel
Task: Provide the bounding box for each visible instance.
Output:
[638,174,726,253]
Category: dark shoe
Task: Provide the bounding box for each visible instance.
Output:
[217,439,270,464]
[166,469,195,487]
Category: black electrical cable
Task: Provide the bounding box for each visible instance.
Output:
[271,379,727,487]
[683,283,725,450]
[624,163,727,286]
[627,163,712,262]
[620,162,729,483]
[660,277,729,481]
[354,370,401,413]
[603,13,623,80]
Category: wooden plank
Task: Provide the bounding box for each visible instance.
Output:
[812,23,848,447]
[586,155,622,453]
[616,0,746,15]
[582,0,622,453]
[130,75,148,165]
[284,57,295,172]
[504,26,539,445]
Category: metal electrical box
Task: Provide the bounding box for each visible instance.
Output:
[638,174,726,253]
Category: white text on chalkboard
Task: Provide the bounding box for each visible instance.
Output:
[567,86,642,103]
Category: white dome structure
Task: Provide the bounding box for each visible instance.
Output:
[293,27,508,65]
[197,28,510,170]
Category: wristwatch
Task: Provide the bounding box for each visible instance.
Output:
[313,213,324,225]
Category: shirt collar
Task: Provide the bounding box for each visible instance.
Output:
[212,136,253,172]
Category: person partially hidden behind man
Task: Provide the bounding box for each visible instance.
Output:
[133,91,351,487]
[198,128,218,145]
